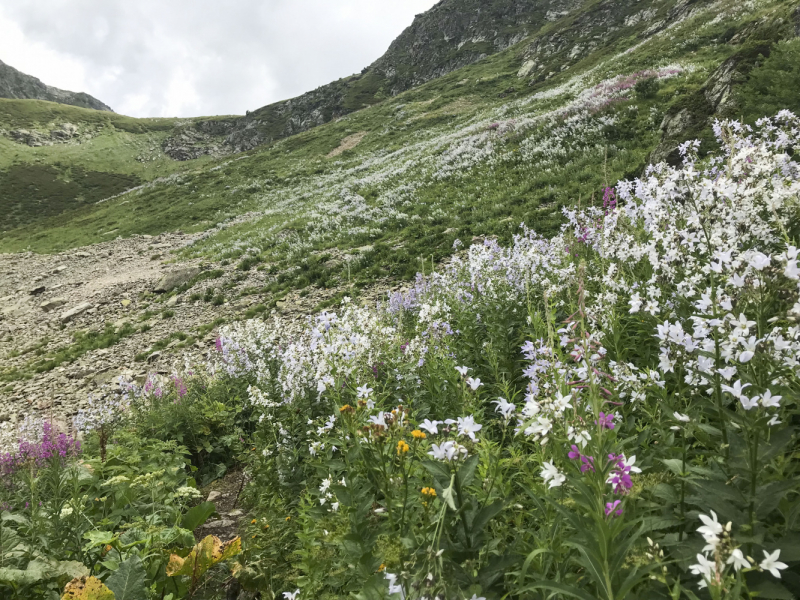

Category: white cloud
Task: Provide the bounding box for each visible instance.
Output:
[0,0,439,117]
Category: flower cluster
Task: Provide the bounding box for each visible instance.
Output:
[1,421,81,478]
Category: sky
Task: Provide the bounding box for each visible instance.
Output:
[0,0,439,118]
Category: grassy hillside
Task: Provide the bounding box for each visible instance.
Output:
[1,0,797,288]
[0,100,221,232]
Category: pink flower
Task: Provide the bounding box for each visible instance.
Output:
[605,500,623,517]
[595,412,616,430]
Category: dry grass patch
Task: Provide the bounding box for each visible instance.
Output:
[326,131,368,158]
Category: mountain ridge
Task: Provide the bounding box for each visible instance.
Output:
[160,0,592,159]
[0,58,112,112]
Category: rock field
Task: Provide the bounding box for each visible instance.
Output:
[0,233,395,450]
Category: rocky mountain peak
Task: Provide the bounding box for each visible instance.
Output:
[0,58,112,112]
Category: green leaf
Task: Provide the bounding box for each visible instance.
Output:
[759,426,795,463]
[0,559,88,586]
[457,454,480,488]
[83,531,116,549]
[756,480,797,519]
[1,511,29,526]
[331,484,352,507]
[471,500,504,536]
[441,481,458,511]
[151,527,195,549]
[660,458,686,476]
[181,502,216,531]
[421,459,451,488]
[106,556,147,600]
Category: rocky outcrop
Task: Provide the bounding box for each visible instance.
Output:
[650,40,774,164]
[4,123,85,147]
[154,267,202,293]
[164,0,591,160]
[0,59,112,112]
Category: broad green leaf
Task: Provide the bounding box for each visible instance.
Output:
[421,459,451,488]
[440,484,458,511]
[1,559,88,586]
[83,531,116,549]
[61,576,115,600]
[1,511,29,526]
[660,458,686,476]
[181,501,216,531]
[151,527,195,549]
[470,500,504,536]
[0,564,47,586]
[457,454,480,488]
[106,556,146,600]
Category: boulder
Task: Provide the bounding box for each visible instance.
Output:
[29,285,46,295]
[60,302,93,323]
[41,297,68,312]
[153,267,201,293]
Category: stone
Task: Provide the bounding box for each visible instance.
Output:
[53,265,67,274]
[29,285,46,295]
[202,519,235,529]
[153,267,201,293]
[40,297,67,312]
[227,509,244,517]
[166,295,179,307]
[121,299,132,307]
[146,351,162,363]
[207,490,223,503]
[75,252,91,258]
[60,302,93,323]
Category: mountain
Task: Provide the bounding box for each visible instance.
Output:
[2,0,798,244]
[0,58,112,112]
[159,0,600,158]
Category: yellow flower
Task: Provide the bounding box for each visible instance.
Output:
[378,563,386,572]
[285,516,291,521]
[421,487,437,498]
[397,440,410,455]
[251,519,257,524]
[264,524,270,529]
[411,429,426,439]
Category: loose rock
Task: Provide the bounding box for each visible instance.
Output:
[60,302,93,323]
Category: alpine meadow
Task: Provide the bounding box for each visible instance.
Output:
[1,1,800,599]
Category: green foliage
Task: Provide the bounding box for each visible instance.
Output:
[0,433,232,600]
[129,373,256,482]
[737,38,800,122]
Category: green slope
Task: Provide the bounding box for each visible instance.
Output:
[1,0,797,295]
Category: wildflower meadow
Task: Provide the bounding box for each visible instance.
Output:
[2,114,799,598]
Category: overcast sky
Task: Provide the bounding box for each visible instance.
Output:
[0,0,439,118]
